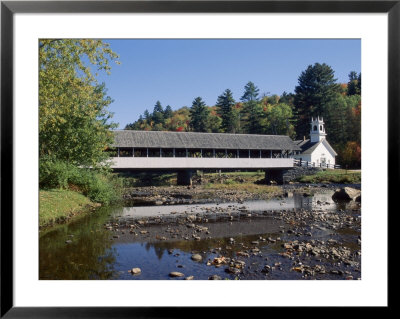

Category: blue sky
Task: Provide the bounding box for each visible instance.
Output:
[97,39,361,129]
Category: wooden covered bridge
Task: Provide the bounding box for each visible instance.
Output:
[108,130,303,185]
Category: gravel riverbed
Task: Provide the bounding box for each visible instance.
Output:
[105,184,361,280]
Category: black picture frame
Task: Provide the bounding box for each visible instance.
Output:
[1,0,394,317]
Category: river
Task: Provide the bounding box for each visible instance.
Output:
[39,190,361,280]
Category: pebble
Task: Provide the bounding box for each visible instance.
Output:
[169,272,185,277]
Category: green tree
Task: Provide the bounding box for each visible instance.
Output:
[189,97,210,132]
[347,71,361,96]
[207,108,223,133]
[294,63,341,139]
[39,39,119,167]
[241,81,259,102]
[164,105,173,119]
[240,82,264,134]
[265,103,295,137]
[243,102,265,134]
[216,89,238,133]
[279,91,295,107]
[152,101,165,127]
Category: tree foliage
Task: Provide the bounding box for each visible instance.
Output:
[294,63,341,139]
[347,71,361,96]
[39,39,119,167]
[216,89,238,133]
[189,97,210,132]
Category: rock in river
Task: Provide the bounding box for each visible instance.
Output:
[130,268,141,275]
[169,271,185,277]
[191,254,203,262]
[332,187,361,201]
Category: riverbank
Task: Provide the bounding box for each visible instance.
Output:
[39,170,361,228]
[39,189,101,228]
[122,170,361,206]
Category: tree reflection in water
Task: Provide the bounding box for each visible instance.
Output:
[39,207,118,280]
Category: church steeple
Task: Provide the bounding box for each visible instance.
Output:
[310,116,327,143]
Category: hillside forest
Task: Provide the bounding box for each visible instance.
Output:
[125,64,361,168]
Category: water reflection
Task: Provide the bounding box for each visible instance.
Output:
[119,192,338,220]
[39,207,118,280]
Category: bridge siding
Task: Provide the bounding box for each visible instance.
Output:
[109,157,294,169]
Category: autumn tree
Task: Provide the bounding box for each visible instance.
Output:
[39,39,119,167]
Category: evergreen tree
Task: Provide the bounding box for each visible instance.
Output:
[189,97,210,132]
[347,71,361,96]
[240,82,264,134]
[152,101,165,126]
[294,63,341,139]
[164,105,173,119]
[216,89,238,133]
[279,91,295,107]
[240,81,259,102]
[243,101,265,134]
[143,109,151,121]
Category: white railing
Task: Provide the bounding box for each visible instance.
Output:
[293,159,340,169]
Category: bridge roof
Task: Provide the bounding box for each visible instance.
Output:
[112,130,302,151]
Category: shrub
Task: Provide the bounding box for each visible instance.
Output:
[39,157,121,204]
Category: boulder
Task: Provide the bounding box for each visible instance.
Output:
[191,254,202,262]
[332,187,361,201]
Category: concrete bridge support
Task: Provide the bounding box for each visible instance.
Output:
[265,169,284,185]
[177,170,193,186]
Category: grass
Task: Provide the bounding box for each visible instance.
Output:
[201,171,281,194]
[295,169,361,184]
[203,181,282,194]
[39,189,97,228]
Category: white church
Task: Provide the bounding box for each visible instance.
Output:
[292,117,337,167]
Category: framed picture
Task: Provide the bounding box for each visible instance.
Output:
[1,0,394,316]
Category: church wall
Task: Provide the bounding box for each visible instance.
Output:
[310,142,336,166]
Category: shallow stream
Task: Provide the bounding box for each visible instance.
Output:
[39,191,361,280]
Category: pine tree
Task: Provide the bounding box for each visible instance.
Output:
[189,97,210,132]
[164,105,173,119]
[152,101,165,127]
[216,89,238,133]
[294,63,341,139]
[240,81,259,102]
[240,82,264,134]
[347,71,361,96]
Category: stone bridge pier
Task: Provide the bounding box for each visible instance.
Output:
[177,170,194,186]
[264,169,284,185]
